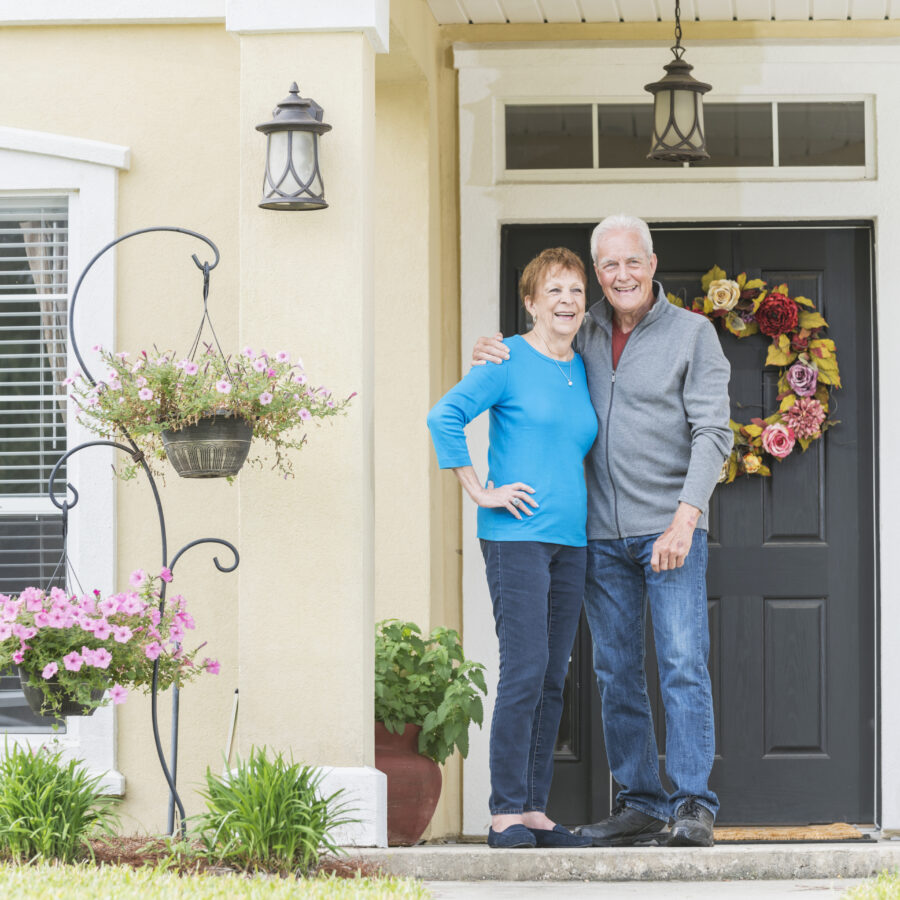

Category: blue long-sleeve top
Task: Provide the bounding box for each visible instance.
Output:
[427,334,598,546]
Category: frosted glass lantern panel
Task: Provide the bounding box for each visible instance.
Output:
[268,131,316,193]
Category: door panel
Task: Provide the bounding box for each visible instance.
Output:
[500,223,876,825]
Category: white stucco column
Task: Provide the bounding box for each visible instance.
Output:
[228,1,387,847]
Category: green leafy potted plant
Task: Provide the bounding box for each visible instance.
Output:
[374,618,487,845]
[0,569,219,717]
[68,345,354,480]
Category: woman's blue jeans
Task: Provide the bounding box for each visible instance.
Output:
[583,530,718,820]
[480,540,585,815]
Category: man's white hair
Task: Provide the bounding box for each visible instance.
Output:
[590,215,654,265]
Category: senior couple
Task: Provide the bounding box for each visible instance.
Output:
[427,215,732,849]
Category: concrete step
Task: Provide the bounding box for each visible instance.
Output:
[355,841,900,882]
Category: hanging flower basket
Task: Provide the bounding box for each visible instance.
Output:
[68,346,354,481]
[161,414,253,479]
[18,667,104,718]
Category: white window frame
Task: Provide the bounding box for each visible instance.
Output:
[497,94,875,183]
[0,127,129,793]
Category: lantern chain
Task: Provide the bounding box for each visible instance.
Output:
[672,0,685,60]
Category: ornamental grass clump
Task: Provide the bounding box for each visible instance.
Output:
[375,619,487,765]
[0,569,219,717]
[69,344,354,479]
[0,743,119,863]
[194,747,354,876]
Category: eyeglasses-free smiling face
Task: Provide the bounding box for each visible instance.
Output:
[593,229,658,328]
[523,266,586,346]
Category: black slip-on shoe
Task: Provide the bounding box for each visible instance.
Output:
[528,824,592,848]
[577,803,667,847]
[667,798,715,847]
[487,825,537,848]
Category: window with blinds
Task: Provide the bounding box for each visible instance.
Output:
[0,197,69,731]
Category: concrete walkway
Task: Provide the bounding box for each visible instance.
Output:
[425,879,864,898]
[356,841,900,883]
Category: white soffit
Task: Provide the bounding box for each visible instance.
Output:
[428,0,896,22]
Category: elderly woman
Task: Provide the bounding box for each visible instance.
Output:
[427,247,597,849]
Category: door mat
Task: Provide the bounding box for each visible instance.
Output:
[712,823,873,843]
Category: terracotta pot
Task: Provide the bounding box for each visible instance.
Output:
[374,722,442,846]
[17,667,103,718]
[161,414,252,479]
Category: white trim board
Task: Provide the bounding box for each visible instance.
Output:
[455,40,897,834]
[0,127,130,170]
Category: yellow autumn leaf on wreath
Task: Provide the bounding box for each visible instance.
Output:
[800,310,828,329]
[794,294,815,308]
[701,265,727,294]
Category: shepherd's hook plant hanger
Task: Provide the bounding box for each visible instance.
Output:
[53,226,240,836]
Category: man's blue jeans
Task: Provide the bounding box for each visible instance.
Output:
[583,530,718,820]
[480,540,585,815]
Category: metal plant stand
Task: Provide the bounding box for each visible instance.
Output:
[48,227,239,835]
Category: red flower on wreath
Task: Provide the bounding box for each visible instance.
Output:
[755,292,799,337]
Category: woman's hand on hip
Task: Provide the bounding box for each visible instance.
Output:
[477,481,538,519]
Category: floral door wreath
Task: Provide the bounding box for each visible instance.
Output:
[668,267,841,483]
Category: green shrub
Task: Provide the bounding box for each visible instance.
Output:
[375,619,487,765]
[0,743,119,863]
[194,747,354,875]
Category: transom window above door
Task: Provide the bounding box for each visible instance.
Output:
[503,99,871,180]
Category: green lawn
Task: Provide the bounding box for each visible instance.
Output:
[0,863,430,900]
[844,869,900,898]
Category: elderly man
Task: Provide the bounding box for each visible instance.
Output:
[473,214,731,847]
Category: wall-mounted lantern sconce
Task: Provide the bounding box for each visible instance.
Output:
[644,0,711,162]
[256,83,332,210]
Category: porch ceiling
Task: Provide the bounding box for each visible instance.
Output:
[426,0,898,24]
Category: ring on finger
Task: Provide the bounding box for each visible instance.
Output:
[512,498,521,507]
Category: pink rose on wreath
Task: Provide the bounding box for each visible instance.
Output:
[782,397,826,440]
[761,422,796,459]
[785,360,818,397]
[755,292,799,337]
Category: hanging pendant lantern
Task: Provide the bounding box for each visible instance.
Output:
[644,0,711,162]
[256,83,332,210]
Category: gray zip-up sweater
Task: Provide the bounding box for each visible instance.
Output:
[574,281,732,540]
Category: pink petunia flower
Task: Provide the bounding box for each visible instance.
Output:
[0,623,12,641]
[91,648,112,669]
[98,597,118,617]
[120,594,143,616]
[129,569,147,589]
[93,619,112,640]
[138,387,154,401]
[259,392,273,406]
[298,408,311,421]
[81,647,97,666]
[34,611,50,628]
[293,373,308,386]
[12,650,24,664]
[204,658,221,675]
[159,567,173,583]
[41,662,59,679]
[241,346,254,358]
[144,641,162,661]
[63,651,83,672]
[136,375,148,388]
[275,351,290,363]
[252,358,268,373]
[183,361,199,376]
[109,684,128,704]
[215,380,232,394]
[112,625,133,643]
